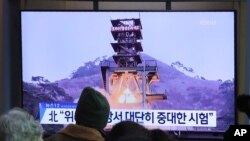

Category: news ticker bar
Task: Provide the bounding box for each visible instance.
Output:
[39,102,216,127]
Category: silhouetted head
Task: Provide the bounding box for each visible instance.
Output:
[237,94,250,118]
[106,121,150,141]
[75,87,110,130]
[150,129,178,141]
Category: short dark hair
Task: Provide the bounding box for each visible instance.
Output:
[106,121,150,141]
[150,129,177,141]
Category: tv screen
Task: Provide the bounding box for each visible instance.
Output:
[21,11,236,139]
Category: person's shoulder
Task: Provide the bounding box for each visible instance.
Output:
[43,133,66,141]
[44,132,102,141]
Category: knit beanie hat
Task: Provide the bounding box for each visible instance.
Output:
[75,87,110,130]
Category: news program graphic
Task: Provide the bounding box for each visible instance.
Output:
[40,102,216,127]
[40,103,76,124]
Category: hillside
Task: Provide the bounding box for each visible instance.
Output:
[23,53,234,132]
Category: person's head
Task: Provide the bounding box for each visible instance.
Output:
[106,121,150,141]
[237,94,250,118]
[114,135,151,141]
[75,86,110,130]
[150,129,177,141]
[0,107,43,141]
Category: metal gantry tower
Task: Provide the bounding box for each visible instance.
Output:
[101,17,166,108]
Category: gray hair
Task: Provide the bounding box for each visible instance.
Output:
[0,107,43,141]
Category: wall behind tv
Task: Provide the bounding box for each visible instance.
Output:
[0,0,21,114]
[0,0,249,126]
[0,0,3,114]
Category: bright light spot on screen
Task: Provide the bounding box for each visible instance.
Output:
[119,88,137,104]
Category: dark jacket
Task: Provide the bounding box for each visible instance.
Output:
[44,124,105,141]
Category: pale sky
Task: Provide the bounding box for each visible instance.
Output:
[21,11,235,82]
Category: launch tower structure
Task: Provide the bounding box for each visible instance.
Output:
[101,18,166,107]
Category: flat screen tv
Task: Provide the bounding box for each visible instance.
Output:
[21,10,236,139]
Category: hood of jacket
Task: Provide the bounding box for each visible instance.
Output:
[58,124,105,141]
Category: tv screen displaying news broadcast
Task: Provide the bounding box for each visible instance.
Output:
[21,11,236,139]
